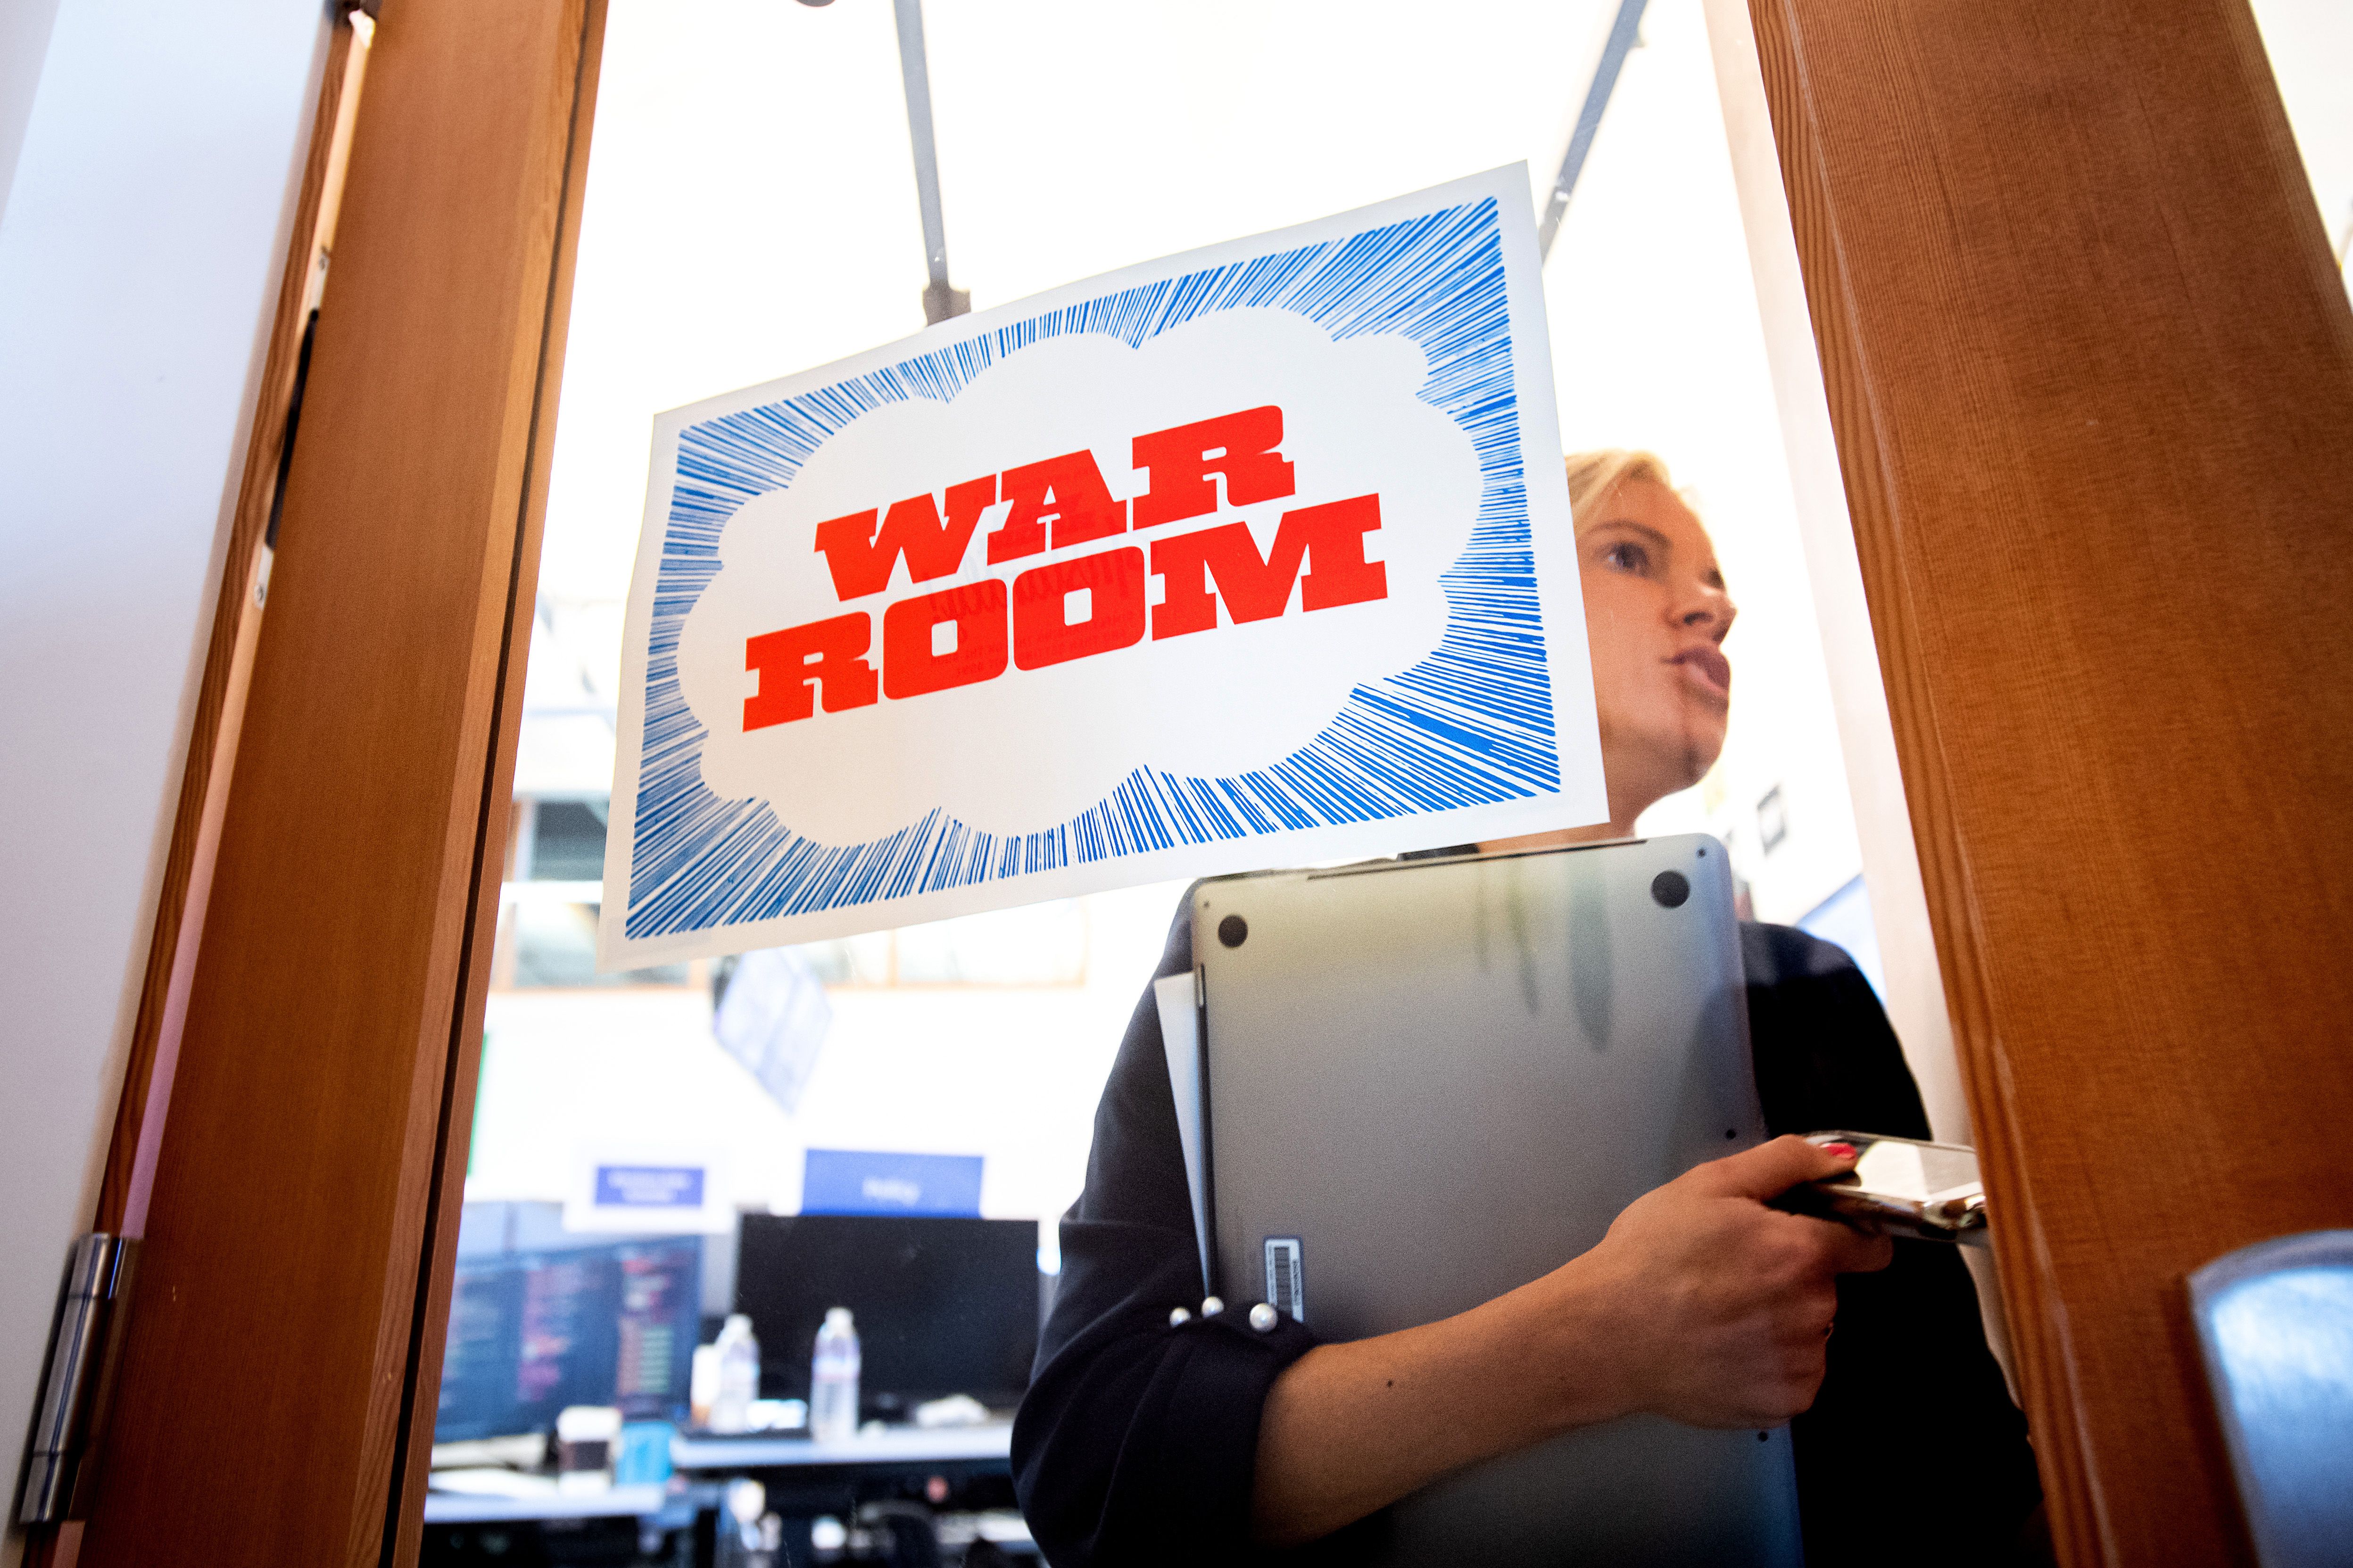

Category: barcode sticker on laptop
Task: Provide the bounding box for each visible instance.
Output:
[1264,1237,1305,1325]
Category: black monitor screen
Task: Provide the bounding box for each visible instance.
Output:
[435,1236,701,1442]
[735,1215,1039,1415]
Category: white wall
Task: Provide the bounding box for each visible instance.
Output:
[0,3,328,1555]
[0,0,63,223]
[466,881,1190,1263]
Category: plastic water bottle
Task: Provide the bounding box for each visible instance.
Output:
[810,1306,861,1442]
[710,1313,760,1435]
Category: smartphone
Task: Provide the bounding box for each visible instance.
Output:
[1773,1131,1988,1246]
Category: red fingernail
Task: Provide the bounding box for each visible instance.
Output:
[1821,1142,1856,1159]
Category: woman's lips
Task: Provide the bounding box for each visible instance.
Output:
[1670,645,1732,697]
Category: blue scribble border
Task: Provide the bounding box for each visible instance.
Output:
[625,196,1555,941]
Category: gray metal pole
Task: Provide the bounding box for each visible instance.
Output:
[893,0,969,322]
[1538,0,1647,260]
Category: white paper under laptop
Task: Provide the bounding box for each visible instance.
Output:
[1153,972,1211,1290]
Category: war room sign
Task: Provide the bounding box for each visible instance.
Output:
[601,166,1605,967]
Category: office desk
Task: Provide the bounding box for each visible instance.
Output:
[670,1424,1011,1472]
[418,1425,1011,1518]
[422,1482,711,1568]
[422,1482,684,1525]
[421,1429,1027,1564]
[673,1425,1027,1560]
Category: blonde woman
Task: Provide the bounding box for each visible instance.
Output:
[1015,454,2044,1566]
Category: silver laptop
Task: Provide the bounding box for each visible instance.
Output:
[1191,836,1804,1566]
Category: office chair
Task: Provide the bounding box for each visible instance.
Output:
[2187,1230,2353,1568]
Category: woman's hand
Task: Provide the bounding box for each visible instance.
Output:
[1251,1135,1890,1544]
[1558,1134,1894,1428]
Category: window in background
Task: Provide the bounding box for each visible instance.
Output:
[472,0,1622,1243]
[495,796,690,990]
[1547,0,1873,934]
[494,794,1092,992]
[466,0,1951,1264]
[502,897,679,990]
[1795,875,1886,1002]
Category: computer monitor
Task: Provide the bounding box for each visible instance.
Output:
[436,1236,702,1442]
[613,1240,701,1419]
[734,1215,1039,1416]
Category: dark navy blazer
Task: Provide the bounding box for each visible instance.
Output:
[1012,897,2043,1566]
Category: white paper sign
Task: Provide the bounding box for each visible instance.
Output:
[601,166,1603,968]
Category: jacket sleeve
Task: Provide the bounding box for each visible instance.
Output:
[1743,923,2046,1567]
[1011,897,1331,1568]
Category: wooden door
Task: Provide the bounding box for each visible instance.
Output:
[62,4,606,1565]
[1746,0,2353,1562]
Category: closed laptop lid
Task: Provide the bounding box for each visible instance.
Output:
[1194,835,1802,1567]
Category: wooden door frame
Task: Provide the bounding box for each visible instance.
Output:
[44,0,2350,1563]
[94,0,374,1261]
[1746,0,2353,1562]
[51,4,607,1566]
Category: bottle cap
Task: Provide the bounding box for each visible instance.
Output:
[825,1306,853,1327]
[725,1312,752,1332]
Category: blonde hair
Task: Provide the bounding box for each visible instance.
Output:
[1564,449,1674,535]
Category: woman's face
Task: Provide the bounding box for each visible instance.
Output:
[1577,478,1737,818]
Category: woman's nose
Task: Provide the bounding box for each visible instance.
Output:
[1672,580,1738,638]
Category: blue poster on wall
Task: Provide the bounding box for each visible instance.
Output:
[592,1164,706,1209]
[802,1149,985,1218]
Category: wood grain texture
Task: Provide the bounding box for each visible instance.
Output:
[72,3,593,1564]
[1746,0,2353,1562]
[381,5,606,1560]
[91,18,366,1240]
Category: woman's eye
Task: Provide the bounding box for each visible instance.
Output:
[1601,541,1650,574]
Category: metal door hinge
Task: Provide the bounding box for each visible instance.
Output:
[14,1233,139,1526]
